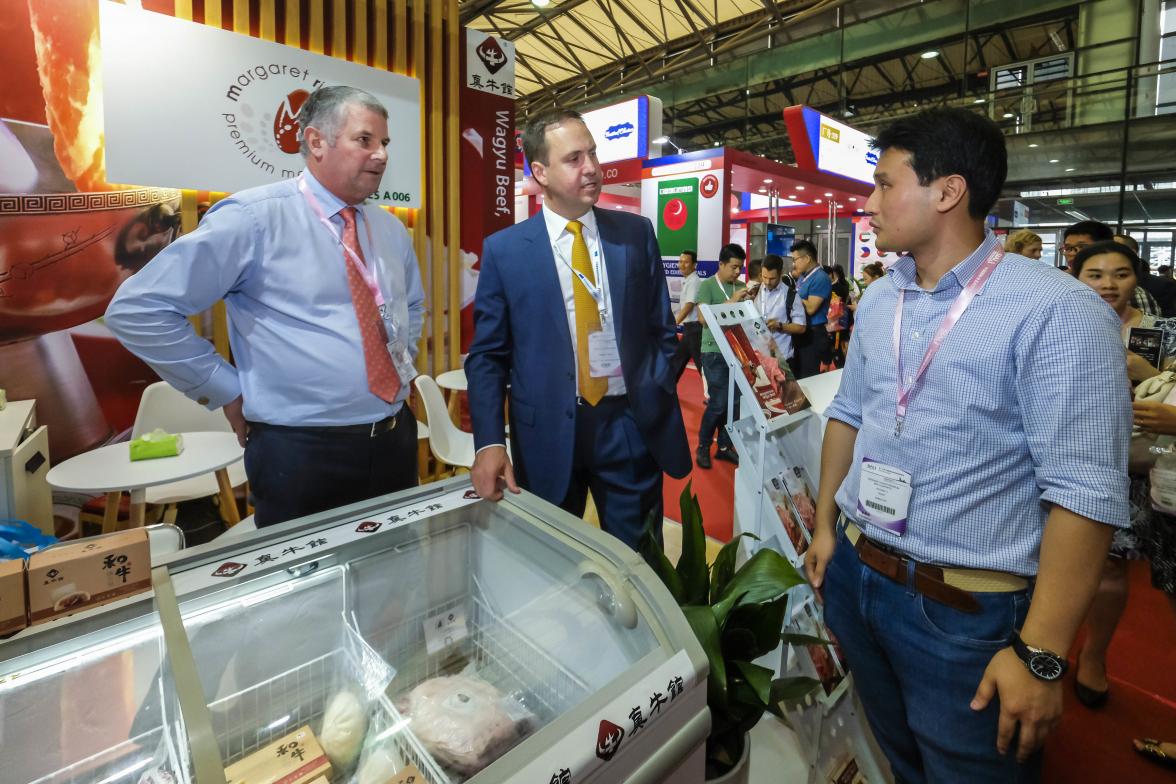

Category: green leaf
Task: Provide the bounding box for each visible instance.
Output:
[732,660,774,709]
[724,597,789,661]
[683,604,728,710]
[780,631,832,648]
[709,532,758,604]
[675,481,710,605]
[713,548,806,623]
[766,676,822,718]
[639,513,683,602]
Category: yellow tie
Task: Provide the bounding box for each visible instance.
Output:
[567,220,608,406]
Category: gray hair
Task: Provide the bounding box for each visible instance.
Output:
[298,86,388,158]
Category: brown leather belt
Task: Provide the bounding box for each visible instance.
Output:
[845,522,1028,614]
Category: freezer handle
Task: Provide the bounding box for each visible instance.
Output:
[577,560,638,629]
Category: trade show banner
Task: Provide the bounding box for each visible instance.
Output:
[852,215,902,271]
[655,178,699,258]
[459,28,516,351]
[640,153,726,273]
[99,2,422,207]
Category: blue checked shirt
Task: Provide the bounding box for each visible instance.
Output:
[825,232,1131,576]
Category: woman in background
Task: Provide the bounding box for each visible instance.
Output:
[1005,228,1043,260]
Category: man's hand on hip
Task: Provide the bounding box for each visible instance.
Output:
[471,445,520,501]
[970,646,1063,762]
[223,396,248,448]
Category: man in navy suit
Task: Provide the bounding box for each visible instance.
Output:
[465,109,691,549]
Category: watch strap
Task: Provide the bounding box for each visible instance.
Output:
[1012,632,1068,680]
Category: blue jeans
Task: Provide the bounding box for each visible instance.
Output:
[822,530,1041,784]
[699,352,738,451]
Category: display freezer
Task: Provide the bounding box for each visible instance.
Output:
[0,478,709,784]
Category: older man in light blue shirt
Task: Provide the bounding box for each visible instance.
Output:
[805,109,1130,784]
[105,86,425,527]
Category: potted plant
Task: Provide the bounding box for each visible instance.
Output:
[640,482,824,782]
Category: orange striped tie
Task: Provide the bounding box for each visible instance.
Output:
[341,207,400,403]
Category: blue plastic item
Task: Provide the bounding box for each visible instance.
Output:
[0,519,56,559]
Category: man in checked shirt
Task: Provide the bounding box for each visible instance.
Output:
[805,109,1130,783]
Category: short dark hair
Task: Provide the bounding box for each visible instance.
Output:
[680,249,697,263]
[719,243,747,263]
[1114,234,1140,253]
[1063,220,1113,242]
[522,109,584,166]
[872,108,1006,219]
[791,239,817,260]
[762,254,784,273]
[1071,240,1143,278]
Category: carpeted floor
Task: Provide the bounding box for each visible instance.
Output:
[664,366,1176,782]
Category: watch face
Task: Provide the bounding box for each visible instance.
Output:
[1029,652,1064,681]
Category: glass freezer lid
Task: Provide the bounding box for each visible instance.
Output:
[162,480,684,783]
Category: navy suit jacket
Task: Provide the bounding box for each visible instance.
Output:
[465,208,691,504]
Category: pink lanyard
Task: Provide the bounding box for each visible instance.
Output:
[891,246,1003,436]
[298,175,384,306]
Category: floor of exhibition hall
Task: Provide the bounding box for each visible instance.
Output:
[666,368,1176,783]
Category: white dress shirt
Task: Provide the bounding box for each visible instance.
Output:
[756,282,807,360]
[542,205,627,396]
[678,271,701,323]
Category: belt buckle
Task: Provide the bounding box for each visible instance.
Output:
[370,416,396,438]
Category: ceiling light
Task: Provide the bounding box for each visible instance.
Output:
[1065,167,1076,172]
[814,199,823,203]
[532,0,551,6]
[731,208,738,214]
[921,50,939,59]
[973,98,986,104]
[1002,112,1014,118]
[1049,159,1060,163]
[713,141,721,147]
[764,178,773,183]
[824,192,833,197]
[795,186,805,191]
[651,135,669,145]
[848,197,857,202]
[1028,143,1039,148]
[856,208,864,213]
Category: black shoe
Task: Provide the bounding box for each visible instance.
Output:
[696,447,712,469]
[715,447,740,466]
[1074,678,1109,709]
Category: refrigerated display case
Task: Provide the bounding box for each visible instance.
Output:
[0,478,709,784]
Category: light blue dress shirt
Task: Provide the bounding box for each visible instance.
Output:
[825,232,1131,576]
[104,170,425,427]
[755,282,807,360]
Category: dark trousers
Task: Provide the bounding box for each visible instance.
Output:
[244,405,418,527]
[670,322,704,381]
[558,396,663,551]
[698,352,738,451]
[794,326,831,378]
[822,530,1040,783]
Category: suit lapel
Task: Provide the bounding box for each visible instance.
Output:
[594,208,628,343]
[522,212,574,351]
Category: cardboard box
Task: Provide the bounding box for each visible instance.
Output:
[26,529,151,625]
[224,726,333,784]
[0,558,26,635]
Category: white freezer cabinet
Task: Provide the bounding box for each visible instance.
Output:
[0,478,709,784]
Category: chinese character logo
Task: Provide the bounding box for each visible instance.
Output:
[272,89,310,154]
[212,562,247,578]
[356,521,382,533]
[595,719,625,762]
[476,36,508,74]
[463,490,480,499]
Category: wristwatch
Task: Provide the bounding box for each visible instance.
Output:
[1011,632,1068,681]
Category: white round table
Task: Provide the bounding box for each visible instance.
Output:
[48,432,245,532]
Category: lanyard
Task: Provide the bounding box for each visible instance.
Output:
[556,227,609,321]
[298,174,384,307]
[892,246,1004,436]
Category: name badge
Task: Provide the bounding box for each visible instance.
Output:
[856,458,912,536]
[588,326,623,379]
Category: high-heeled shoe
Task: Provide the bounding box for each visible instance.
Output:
[1073,654,1109,708]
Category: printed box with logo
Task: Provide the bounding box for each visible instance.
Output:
[26,529,151,625]
[224,726,332,784]
[0,558,27,635]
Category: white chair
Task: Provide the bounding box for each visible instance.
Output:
[415,375,511,473]
[131,382,248,521]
